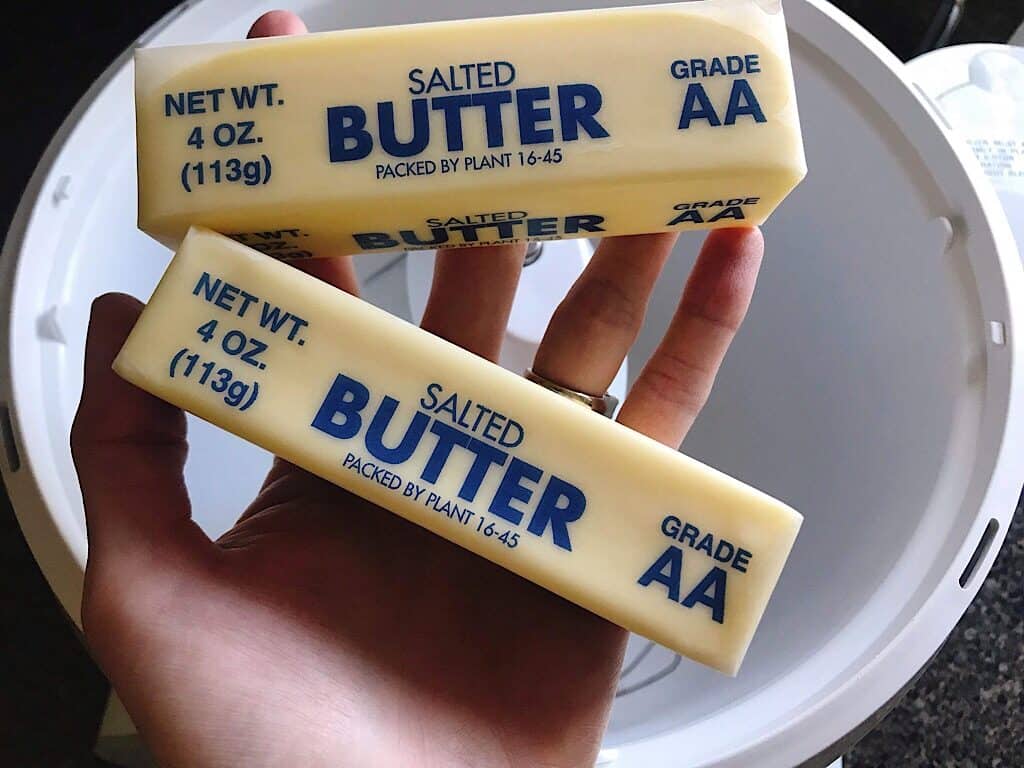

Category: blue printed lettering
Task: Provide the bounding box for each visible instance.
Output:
[311,374,370,439]
[421,421,471,484]
[489,457,542,525]
[678,83,722,128]
[365,396,430,463]
[724,79,766,125]
[459,438,508,502]
[527,475,586,551]
[557,83,609,141]
[378,99,430,158]
[432,94,473,151]
[327,105,374,162]
[638,545,683,602]
[327,80,610,162]
[517,87,555,145]
[681,566,727,624]
[312,375,586,550]
[353,232,399,250]
[472,90,513,147]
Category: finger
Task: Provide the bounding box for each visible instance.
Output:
[248,11,360,296]
[531,233,676,394]
[289,256,361,296]
[419,244,526,362]
[617,228,763,447]
[248,9,308,37]
[71,294,207,560]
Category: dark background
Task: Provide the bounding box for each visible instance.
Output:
[2,1,1023,766]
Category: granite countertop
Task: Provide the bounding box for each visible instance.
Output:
[0,1,1022,766]
[848,503,1023,768]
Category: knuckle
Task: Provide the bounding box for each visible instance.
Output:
[558,276,644,335]
[680,298,743,335]
[640,352,714,414]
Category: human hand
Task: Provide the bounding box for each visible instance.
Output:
[71,12,764,768]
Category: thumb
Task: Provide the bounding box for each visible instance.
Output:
[71,293,210,570]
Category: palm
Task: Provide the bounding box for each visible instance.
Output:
[114,460,625,767]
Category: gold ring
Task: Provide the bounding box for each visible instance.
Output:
[524,368,619,417]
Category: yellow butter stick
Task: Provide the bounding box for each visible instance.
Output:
[114,228,802,674]
[135,0,806,258]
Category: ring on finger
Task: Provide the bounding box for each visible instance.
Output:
[524,368,619,418]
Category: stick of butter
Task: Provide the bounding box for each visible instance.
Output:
[135,0,806,259]
[114,228,802,674]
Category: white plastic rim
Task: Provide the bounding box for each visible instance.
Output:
[1,2,1022,767]
[907,44,1024,264]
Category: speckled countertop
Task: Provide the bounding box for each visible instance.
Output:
[848,501,1024,768]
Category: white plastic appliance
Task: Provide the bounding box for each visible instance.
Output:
[908,44,1024,263]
